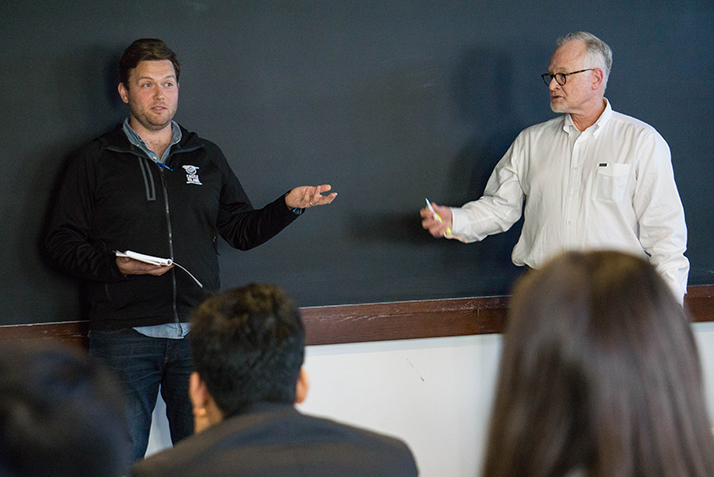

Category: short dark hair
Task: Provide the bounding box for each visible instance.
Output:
[482,251,714,477]
[189,284,305,417]
[0,342,131,477]
[119,38,181,88]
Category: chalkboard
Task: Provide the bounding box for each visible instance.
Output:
[1,1,712,325]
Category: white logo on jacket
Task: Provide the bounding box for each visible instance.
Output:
[182,165,202,185]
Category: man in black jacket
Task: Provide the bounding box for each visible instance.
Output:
[130,284,419,477]
[45,38,336,461]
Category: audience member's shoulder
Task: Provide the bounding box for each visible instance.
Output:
[131,410,418,477]
[129,447,181,477]
[302,412,419,474]
[129,423,222,477]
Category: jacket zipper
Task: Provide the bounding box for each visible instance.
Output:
[159,167,180,324]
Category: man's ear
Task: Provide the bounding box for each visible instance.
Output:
[117,82,129,104]
[189,371,210,409]
[295,368,310,404]
[591,68,604,90]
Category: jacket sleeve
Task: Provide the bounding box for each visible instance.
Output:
[212,147,300,250]
[45,147,126,283]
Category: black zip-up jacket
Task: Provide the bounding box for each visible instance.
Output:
[46,124,299,331]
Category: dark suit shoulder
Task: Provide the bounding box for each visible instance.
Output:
[131,405,418,477]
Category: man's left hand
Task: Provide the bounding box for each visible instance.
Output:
[286,184,338,209]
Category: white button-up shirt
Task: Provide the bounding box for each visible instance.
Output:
[450,100,689,302]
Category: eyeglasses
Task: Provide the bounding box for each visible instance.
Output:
[541,69,595,86]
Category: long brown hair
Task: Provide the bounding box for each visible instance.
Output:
[482,251,714,477]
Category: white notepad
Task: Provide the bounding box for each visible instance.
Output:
[114,250,203,287]
[115,250,173,266]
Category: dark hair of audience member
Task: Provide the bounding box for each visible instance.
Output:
[189,283,305,417]
[482,250,714,477]
[0,341,131,477]
[119,38,181,88]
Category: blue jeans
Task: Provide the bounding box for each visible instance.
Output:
[89,329,194,461]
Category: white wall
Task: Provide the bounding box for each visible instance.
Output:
[300,334,502,476]
[147,322,714,476]
[693,321,714,421]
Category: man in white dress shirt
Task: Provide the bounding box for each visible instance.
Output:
[421,31,689,303]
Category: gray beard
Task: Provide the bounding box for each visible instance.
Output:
[550,101,567,114]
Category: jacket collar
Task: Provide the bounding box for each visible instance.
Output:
[99,122,204,155]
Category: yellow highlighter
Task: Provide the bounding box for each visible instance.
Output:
[425,198,451,235]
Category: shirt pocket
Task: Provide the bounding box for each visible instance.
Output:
[593,163,632,202]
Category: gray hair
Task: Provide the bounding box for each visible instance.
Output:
[557,32,613,88]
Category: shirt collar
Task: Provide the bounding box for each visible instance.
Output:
[122,119,182,157]
[562,98,612,138]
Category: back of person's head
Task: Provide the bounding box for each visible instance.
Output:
[0,341,131,477]
[482,250,714,477]
[119,38,181,88]
[190,283,305,417]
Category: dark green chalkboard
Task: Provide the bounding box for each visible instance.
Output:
[1,0,712,325]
